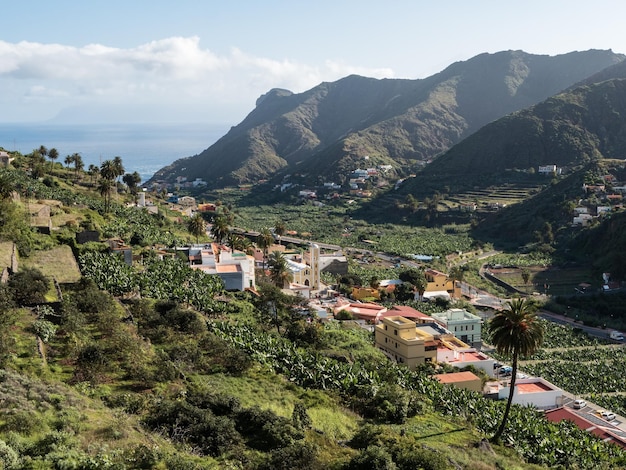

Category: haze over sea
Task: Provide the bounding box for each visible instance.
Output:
[0,123,228,184]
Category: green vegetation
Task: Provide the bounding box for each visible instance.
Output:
[488,298,544,442]
[2,148,626,468]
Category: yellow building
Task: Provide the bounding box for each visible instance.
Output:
[375,316,438,368]
[351,286,381,300]
[424,268,461,299]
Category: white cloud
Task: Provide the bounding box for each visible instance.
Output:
[0,37,394,123]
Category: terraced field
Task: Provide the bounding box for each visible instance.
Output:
[445,183,543,210]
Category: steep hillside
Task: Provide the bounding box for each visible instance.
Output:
[148,49,624,188]
[417,78,626,181]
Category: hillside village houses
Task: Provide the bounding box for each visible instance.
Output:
[189,242,256,291]
[430,308,483,349]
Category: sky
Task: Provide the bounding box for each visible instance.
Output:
[1,1,625,126]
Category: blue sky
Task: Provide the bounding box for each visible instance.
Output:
[1,1,624,125]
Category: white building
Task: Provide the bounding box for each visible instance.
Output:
[189,243,255,291]
[498,377,563,409]
[283,244,321,295]
[430,308,482,349]
[538,165,558,175]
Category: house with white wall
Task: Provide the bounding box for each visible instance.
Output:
[497,377,563,409]
[430,308,482,349]
[189,243,255,291]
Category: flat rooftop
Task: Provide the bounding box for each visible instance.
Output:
[516,381,554,394]
[434,371,480,384]
[445,351,488,362]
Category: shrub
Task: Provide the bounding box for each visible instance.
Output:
[393,444,449,470]
[2,410,41,434]
[8,267,50,306]
[346,445,396,470]
[32,319,58,343]
[235,406,304,451]
[335,310,353,321]
[258,442,319,470]
[0,440,19,469]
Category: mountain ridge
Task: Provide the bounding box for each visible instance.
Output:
[148,49,625,188]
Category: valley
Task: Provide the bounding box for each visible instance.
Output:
[4,48,626,469]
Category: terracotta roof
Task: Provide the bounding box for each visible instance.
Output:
[387,305,432,320]
[545,407,626,448]
[434,371,480,384]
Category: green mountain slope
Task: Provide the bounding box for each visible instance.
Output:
[420,79,626,180]
[148,50,624,188]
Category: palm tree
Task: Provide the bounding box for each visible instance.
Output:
[210,215,230,245]
[64,154,74,169]
[268,251,293,288]
[98,178,114,213]
[87,164,100,185]
[112,156,125,182]
[188,213,206,243]
[38,145,48,163]
[122,171,141,194]
[274,219,286,245]
[257,228,274,269]
[488,297,544,442]
[48,147,59,171]
[72,153,84,180]
[100,160,117,182]
[229,234,253,254]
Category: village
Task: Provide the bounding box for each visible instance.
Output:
[4,151,626,451]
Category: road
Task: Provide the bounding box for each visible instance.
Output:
[539,310,625,342]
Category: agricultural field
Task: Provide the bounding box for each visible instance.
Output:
[488,265,595,296]
[20,244,82,284]
[488,320,626,417]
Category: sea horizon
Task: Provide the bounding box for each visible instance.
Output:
[0,122,229,184]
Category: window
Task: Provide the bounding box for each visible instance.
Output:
[394,330,398,336]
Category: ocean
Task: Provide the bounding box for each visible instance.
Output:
[0,122,229,184]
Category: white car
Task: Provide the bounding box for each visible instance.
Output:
[601,411,616,421]
[573,399,587,409]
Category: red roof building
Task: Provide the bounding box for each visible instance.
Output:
[545,407,626,449]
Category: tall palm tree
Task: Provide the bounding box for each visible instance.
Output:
[274,219,286,245]
[72,153,84,180]
[48,147,59,171]
[87,164,100,185]
[38,145,48,163]
[98,178,114,213]
[268,251,293,288]
[100,160,117,182]
[257,228,274,269]
[229,234,253,254]
[188,213,206,244]
[210,215,230,245]
[488,297,544,442]
[64,154,75,169]
[122,171,141,194]
[112,156,125,183]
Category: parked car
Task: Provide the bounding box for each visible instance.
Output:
[601,411,616,421]
[499,366,512,376]
[573,399,587,409]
